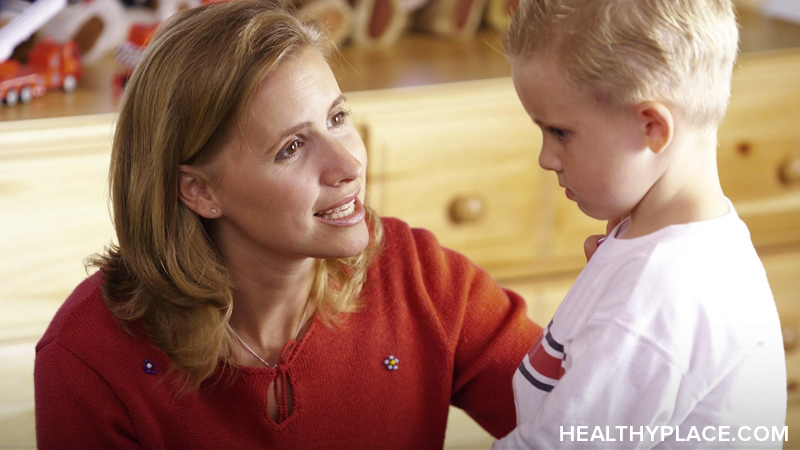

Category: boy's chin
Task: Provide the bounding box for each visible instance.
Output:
[577,203,605,221]
[578,203,622,222]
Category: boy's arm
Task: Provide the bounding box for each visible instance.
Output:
[494,319,684,449]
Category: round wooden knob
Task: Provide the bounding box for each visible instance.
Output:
[449,195,484,224]
[779,157,800,185]
[788,380,798,393]
[783,325,798,352]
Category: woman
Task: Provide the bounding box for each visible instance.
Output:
[33,2,540,448]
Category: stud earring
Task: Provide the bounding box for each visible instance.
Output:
[210,208,218,214]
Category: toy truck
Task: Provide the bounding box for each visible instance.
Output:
[0,39,82,106]
[113,22,158,94]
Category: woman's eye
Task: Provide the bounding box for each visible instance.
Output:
[276,140,302,161]
[330,109,351,127]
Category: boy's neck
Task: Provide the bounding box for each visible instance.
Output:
[621,133,729,239]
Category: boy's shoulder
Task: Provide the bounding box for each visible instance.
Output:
[602,210,762,288]
[598,212,776,345]
[577,211,773,328]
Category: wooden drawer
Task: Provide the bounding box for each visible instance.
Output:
[351,79,546,280]
[718,50,800,250]
[766,249,800,408]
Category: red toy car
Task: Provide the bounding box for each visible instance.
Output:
[0,39,82,106]
[113,23,158,94]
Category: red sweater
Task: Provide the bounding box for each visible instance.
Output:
[34,218,541,449]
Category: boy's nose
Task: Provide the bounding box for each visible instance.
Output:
[538,145,562,172]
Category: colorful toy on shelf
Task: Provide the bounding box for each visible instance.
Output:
[762,0,800,25]
[0,39,82,106]
[37,0,127,64]
[113,22,157,94]
[415,0,490,39]
[350,0,429,47]
[113,0,351,95]
[296,0,353,47]
[484,0,518,31]
[0,0,67,62]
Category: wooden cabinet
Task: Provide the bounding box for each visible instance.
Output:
[0,115,116,448]
[718,51,800,250]
[348,78,608,282]
[349,80,560,281]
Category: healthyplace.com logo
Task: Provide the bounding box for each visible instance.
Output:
[560,426,788,443]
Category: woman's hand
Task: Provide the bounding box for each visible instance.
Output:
[583,215,627,262]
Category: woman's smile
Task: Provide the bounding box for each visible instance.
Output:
[314,197,366,226]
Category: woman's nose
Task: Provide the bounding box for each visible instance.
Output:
[320,137,364,187]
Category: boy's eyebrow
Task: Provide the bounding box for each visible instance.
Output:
[533,118,570,129]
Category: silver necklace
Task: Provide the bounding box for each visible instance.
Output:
[230,298,311,369]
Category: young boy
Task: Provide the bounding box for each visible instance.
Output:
[496,0,787,448]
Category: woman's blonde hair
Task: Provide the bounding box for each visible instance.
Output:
[506,0,739,129]
[89,0,383,390]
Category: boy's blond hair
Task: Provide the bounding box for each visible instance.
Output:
[506,0,739,130]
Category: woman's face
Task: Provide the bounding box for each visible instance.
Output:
[206,47,369,264]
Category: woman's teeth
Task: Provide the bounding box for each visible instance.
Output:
[317,199,356,219]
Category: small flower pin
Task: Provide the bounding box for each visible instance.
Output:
[383,355,399,371]
[142,359,157,375]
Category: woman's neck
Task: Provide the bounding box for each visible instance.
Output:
[216,233,317,364]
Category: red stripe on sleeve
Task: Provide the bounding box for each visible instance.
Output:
[526,335,564,380]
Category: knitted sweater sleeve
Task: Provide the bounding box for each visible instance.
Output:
[407,226,543,439]
[34,340,141,450]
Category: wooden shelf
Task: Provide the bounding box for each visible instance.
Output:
[2,5,800,122]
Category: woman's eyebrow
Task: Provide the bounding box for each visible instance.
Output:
[273,121,313,148]
[331,94,347,109]
[269,94,350,152]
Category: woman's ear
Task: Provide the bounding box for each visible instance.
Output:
[635,101,674,154]
[178,165,221,219]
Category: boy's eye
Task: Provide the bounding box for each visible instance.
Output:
[548,127,570,140]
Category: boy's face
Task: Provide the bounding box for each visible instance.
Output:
[511,57,658,221]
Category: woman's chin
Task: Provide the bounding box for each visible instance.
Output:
[317,223,371,259]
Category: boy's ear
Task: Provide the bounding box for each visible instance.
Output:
[635,101,674,154]
[178,165,221,219]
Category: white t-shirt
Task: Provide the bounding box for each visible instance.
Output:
[495,202,786,449]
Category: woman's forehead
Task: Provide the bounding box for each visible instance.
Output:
[249,49,340,123]
[223,48,342,156]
